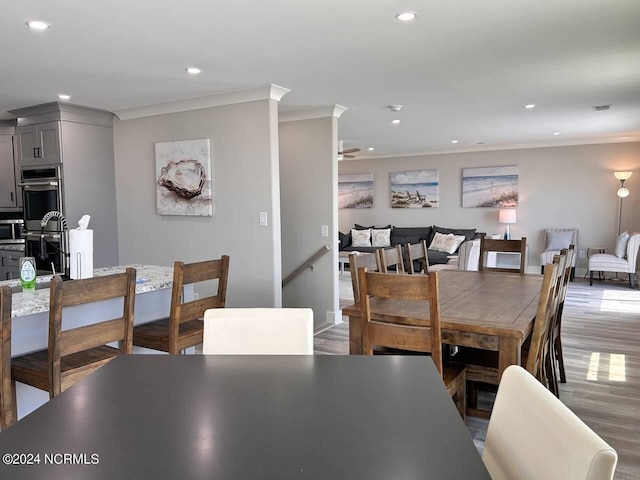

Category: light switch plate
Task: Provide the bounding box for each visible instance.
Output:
[321,225,329,237]
[259,212,268,226]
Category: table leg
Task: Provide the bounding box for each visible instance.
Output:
[498,336,521,382]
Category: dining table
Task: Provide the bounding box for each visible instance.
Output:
[344,269,544,382]
[0,354,490,479]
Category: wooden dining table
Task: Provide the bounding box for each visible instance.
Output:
[344,269,544,382]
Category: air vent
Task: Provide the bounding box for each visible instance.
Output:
[592,104,611,111]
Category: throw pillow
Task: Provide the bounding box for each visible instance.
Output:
[429,232,466,254]
[351,228,372,247]
[545,230,574,251]
[372,228,391,247]
[355,223,391,230]
[614,231,630,258]
[338,231,351,250]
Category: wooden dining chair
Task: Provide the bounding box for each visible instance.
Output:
[357,267,467,418]
[483,365,617,480]
[349,252,378,303]
[11,268,137,399]
[202,308,314,354]
[404,240,429,274]
[478,237,527,274]
[1,286,16,430]
[133,256,230,354]
[552,245,575,388]
[376,244,406,274]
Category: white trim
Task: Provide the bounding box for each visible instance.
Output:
[115,84,291,120]
[279,104,348,123]
[326,310,344,325]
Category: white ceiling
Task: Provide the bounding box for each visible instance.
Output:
[1,0,639,158]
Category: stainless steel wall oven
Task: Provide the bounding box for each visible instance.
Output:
[19,165,64,233]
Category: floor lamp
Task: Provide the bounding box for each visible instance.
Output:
[614,171,632,236]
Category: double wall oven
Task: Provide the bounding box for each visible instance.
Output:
[19,164,67,275]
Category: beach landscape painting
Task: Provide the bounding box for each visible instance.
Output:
[462,166,518,208]
[338,173,374,208]
[391,169,439,208]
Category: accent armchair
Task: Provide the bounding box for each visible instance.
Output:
[540,228,578,280]
[589,232,640,288]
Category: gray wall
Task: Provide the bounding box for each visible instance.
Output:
[279,117,340,327]
[113,99,282,307]
[339,142,640,273]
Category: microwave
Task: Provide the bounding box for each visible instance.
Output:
[0,219,25,244]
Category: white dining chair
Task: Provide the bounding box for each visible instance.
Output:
[483,365,617,480]
[202,308,314,354]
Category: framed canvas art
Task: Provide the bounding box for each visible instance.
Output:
[155,138,212,216]
[391,169,439,208]
[338,173,374,208]
[462,166,518,207]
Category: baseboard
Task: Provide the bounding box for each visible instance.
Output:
[326,310,343,325]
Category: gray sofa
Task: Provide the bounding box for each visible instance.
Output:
[339,224,484,266]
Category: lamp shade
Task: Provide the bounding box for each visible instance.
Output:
[499,209,517,224]
[614,171,632,181]
[617,187,630,198]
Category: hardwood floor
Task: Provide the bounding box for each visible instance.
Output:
[315,273,640,479]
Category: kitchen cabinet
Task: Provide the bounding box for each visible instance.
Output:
[15,121,61,165]
[0,134,18,208]
[0,247,23,280]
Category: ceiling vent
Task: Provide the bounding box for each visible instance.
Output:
[592,104,611,111]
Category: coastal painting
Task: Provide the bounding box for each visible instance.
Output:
[462,166,518,208]
[391,169,439,208]
[155,138,213,216]
[338,173,374,208]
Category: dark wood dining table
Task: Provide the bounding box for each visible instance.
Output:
[0,355,490,479]
[344,269,544,382]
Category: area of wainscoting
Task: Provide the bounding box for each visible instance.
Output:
[314,271,640,480]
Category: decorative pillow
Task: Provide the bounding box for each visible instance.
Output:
[545,231,574,251]
[432,226,477,242]
[429,232,466,254]
[351,228,372,247]
[338,231,351,250]
[372,228,391,247]
[355,223,391,230]
[614,231,630,258]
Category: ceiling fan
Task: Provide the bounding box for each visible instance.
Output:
[338,141,361,159]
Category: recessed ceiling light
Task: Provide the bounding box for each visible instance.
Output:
[391,119,401,125]
[368,147,375,151]
[395,12,418,21]
[57,94,71,101]
[26,20,49,30]
[185,67,201,75]
[552,132,560,136]
[524,104,536,109]
[451,140,459,144]
[476,141,487,145]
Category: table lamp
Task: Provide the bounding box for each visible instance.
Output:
[499,209,517,240]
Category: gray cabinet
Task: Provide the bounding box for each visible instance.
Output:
[16,121,61,165]
[0,248,23,280]
[0,135,17,208]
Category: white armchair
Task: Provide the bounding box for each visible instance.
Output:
[540,228,578,280]
[589,232,640,288]
[430,239,480,272]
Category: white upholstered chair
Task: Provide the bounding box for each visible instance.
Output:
[483,365,617,480]
[540,228,578,280]
[588,232,640,288]
[429,239,481,272]
[202,308,314,354]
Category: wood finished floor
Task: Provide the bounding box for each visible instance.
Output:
[315,273,640,480]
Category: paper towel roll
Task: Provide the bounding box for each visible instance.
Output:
[69,229,93,279]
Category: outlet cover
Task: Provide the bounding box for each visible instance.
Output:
[579,250,586,259]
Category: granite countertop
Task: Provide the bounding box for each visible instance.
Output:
[0,264,173,318]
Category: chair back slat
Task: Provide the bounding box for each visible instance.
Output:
[60,273,133,307]
[59,319,126,357]
[0,286,16,430]
[349,252,378,303]
[479,237,527,274]
[377,245,405,274]
[357,268,443,375]
[177,296,225,324]
[404,241,429,274]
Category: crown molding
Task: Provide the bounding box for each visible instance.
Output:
[115,84,291,120]
[279,104,348,123]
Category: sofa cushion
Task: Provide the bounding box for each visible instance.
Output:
[338,231,351,251]
[372,228,391,247]
[355,223,391,230]
[390,226,432,246]
[427,250,450,265]
[351,228,372,247]
[432,225,477,243]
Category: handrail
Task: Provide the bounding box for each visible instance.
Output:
[282,244,331,287]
